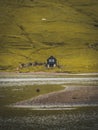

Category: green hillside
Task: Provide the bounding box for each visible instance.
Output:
[0,0,98,73]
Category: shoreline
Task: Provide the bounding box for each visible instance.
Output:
[10,104,98,110]
[1,72,98,110]
[10,85,98,110]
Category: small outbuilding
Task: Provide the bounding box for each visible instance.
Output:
[46,56,57,68]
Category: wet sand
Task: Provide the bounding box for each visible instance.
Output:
[12,85,98,109]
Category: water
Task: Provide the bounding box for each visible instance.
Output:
[0,77,98,86]
[0,74,98,130]
[0,108,98,130]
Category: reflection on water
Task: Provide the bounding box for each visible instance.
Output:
[0,108,98,130]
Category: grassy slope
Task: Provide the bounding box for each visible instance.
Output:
[0,0,98,72]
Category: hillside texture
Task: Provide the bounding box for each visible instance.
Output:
[0,0,98,72]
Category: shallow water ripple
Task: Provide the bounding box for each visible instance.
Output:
[0,110,98,130]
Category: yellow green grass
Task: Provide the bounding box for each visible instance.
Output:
[0,84,64,106]
[0,0,98,73]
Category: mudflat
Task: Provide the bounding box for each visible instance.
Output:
[13,85,98,108]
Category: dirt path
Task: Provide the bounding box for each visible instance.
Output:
[0,72,98,77]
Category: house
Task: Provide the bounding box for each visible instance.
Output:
[47,56,57,68]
